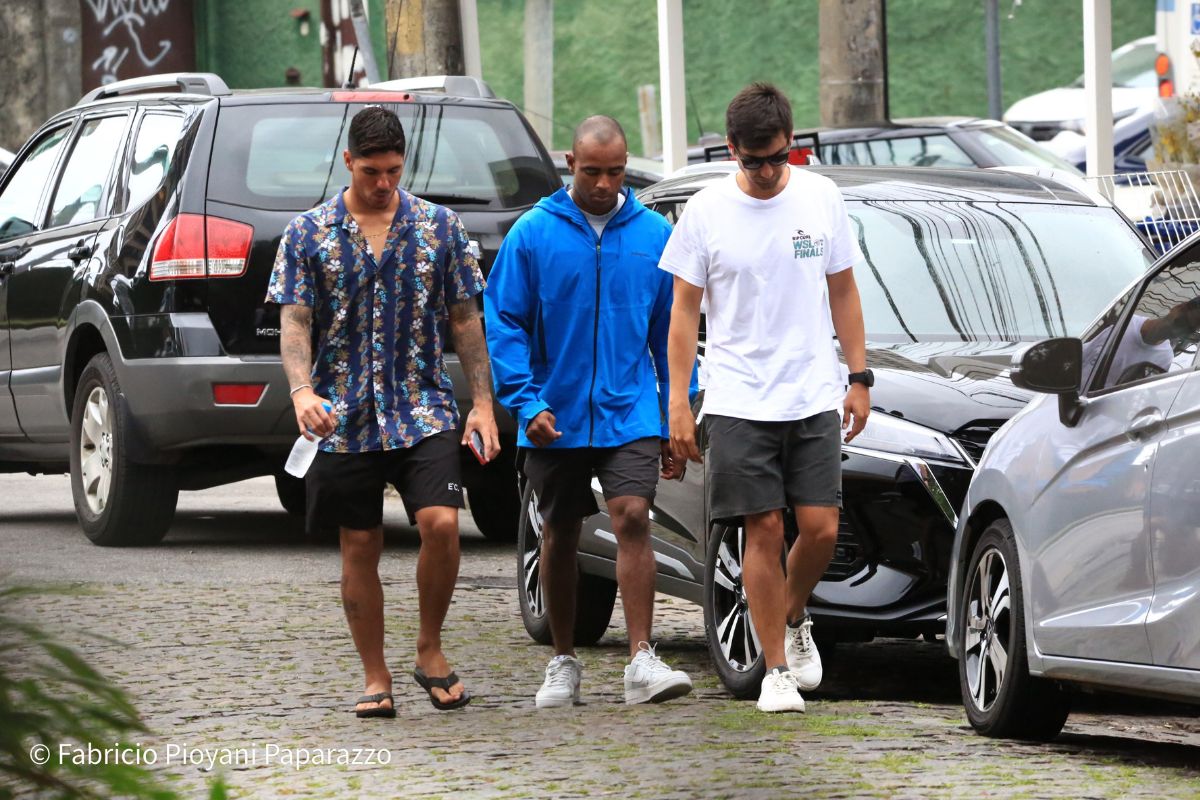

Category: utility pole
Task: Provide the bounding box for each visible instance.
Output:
[524,0,554,148]
[348,0,381,85]
[385,0,465,79]
[985,0,1002,120]
[818,0,888,126]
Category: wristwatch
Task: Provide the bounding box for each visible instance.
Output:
[848,369,874,388]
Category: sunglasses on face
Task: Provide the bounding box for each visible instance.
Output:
[735,148,791,170]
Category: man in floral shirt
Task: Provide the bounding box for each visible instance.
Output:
[267,107,498,716]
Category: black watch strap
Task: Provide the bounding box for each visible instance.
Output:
[848,369,873,388]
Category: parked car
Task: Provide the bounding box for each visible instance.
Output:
[0,72,560,546]
[947,234,1200,740]
[516,163,1156,697]
[551,151,663,191]
[1041,103,1156,175]
[689,119,1082,176]
[1005,35,1157,143]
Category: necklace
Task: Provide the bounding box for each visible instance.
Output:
[356,225,392,236]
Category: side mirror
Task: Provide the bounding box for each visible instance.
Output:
[1010,337,1085,426]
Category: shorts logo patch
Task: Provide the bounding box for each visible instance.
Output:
[447,482,461,493]
[792,228,824,260]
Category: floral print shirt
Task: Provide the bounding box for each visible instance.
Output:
[267,189,485,452]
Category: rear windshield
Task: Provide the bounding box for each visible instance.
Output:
[209,101,557,211]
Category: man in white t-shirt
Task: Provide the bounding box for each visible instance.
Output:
[659,83,870,713]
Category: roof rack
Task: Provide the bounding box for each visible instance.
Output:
[370,75,494,99]
[78,73,231,105]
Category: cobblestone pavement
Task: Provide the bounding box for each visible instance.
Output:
[3,474,1199,799]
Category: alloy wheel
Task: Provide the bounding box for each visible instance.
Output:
[964,546,1011,712]
[710,524,762,671]
[78,386,114,515]
[520,490,545,617]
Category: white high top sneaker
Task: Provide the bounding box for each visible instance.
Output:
[784,613,823,691]
[623,642,693,704]
[535,654,583,708]
[757,667,806,713]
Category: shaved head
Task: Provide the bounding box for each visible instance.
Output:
[572,115,627,153]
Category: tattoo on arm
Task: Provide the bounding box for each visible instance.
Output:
[280,304,314,390]
[449,299,494,405]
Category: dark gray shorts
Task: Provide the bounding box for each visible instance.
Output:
[706,411,842,524]
[520,437,661,523]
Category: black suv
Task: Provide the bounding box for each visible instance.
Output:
[0,73,559,545]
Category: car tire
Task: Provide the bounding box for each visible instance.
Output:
[69,353,178,546]
[516,480,616,647]
[274,472,306,516]
[703,520,768,699]
[958,518,1071,740]
[466,456,520,542]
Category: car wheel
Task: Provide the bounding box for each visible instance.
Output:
[703,520,766,698]
[958,518,1070,740]
[274,472,306,516]
[69,353,178,546]
[516,480,616,646]
[466,457,520,542]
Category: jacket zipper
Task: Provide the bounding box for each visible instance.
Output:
[589,233,602,446]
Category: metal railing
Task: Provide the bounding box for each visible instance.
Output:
[1088,169,1200,255]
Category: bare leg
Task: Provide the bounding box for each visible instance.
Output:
[413,505,465,704]
[541,515,583,657]
[340,525,392,713]
[785,506,839,624]
[742,509,787,669]
[607,495,654,657]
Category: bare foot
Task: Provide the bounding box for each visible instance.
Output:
[415,648,465,705]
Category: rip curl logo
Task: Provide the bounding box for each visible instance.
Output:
[792,228,824,260]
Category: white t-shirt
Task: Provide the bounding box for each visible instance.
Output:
[571,187,625,237]
[1082,313,1175,390]
[658,168,863,421]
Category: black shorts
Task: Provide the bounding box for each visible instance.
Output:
[706,411,842,525]
[521,437,661,523]
[306,430,464,532]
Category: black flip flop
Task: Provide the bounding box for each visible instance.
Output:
[354,691,396,718]
[413,666,472,710]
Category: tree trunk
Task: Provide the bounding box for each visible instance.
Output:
[385,0,465,79]
[819,0,888,127]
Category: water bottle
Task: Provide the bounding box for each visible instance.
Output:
[284,402,332,478]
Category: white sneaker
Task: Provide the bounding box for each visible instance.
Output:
[757,667,806,713]
[623,642,693,704]
[785,613,823,691]
[535,655,582,708]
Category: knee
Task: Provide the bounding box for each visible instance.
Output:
[745,513,785,552]
[341,528,382,565]
[805,515,840,548]
[419,512,459,545]
[611,509,649,541]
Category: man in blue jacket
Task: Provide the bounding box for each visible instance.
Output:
[485,116,693,708]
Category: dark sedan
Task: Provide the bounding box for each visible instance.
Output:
[515,164,1156,697]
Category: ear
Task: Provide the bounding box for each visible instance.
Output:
[565,152,576,174]
[343,149,352,170]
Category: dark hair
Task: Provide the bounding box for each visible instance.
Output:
[348,106,406,157]
[725,82,793,151]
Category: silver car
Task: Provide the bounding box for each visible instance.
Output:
[947,236,1200,739]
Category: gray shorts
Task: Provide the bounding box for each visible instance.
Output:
[520,437,661,523]
[706,411,843,524]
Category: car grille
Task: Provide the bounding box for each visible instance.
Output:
[824,512,861,580]
[951,420,1006,463]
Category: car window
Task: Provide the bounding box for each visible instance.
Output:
[968,126,1084,175]
[210,102,558,212]
[1089,250,1200,391]
[649,200,683,224]
[1072,39,1156,89]
[126,113,184,211]
[48,115,127,228]
[820,135,975,169]
[0,125,71,242]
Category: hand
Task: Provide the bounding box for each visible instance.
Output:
[660,440,686,480]
[842,384,870,443]
[526,410,562,448]
[462,406,501,463]
[292,388,334,440]
[668,401,703,464]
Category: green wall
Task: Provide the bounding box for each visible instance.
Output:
[479,0,1154,154]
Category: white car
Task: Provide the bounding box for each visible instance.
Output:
[1004,36,1156,145]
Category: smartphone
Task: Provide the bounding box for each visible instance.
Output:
[467,430,488,465]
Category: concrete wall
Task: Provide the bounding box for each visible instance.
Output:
[0,0,82,151]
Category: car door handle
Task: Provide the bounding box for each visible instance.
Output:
[67,242,93,262]
[1127,409,1165,440]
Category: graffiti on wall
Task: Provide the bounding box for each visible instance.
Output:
[81,0,196,88]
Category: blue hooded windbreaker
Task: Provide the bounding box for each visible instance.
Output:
[485,187,683,449]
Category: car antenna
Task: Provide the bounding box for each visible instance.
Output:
[343,45,361,89]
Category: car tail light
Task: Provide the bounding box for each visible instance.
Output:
[212,383,266,405]
[150,214,253,281]
[1160,78,1175,98]
[331,91,413,102]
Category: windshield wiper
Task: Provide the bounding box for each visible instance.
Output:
[412,193,493,205]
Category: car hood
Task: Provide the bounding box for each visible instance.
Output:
[1004,86,1152,124]
[858,340,1036,436]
